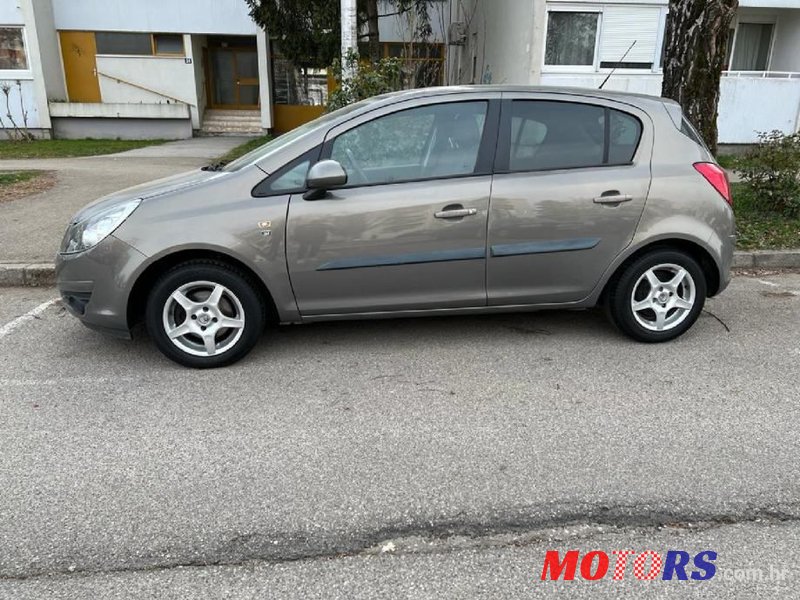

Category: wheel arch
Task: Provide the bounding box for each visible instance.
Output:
[600,237,721,304]
[127,249,279,330]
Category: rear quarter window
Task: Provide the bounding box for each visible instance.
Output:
[680,117,708,150]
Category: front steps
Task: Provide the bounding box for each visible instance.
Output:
[200,109,263,135]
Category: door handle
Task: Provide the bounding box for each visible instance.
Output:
[593,193,632,205]
[434,208,478,219]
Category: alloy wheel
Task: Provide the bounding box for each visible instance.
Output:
[161,280,245,357]
[630,263,696,332]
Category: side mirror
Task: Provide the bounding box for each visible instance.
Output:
[304,159,347,200]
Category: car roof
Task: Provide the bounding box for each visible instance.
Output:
[363,84,679,113]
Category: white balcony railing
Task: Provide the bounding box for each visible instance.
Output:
[723,71,800,79]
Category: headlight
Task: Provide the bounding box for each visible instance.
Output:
[61,199,141,254]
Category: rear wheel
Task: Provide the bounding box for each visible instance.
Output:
[606,249,707,343]
[146,261,265,368]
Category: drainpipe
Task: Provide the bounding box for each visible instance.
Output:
[341,0,358,81]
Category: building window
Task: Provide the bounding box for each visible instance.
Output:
[0,27,28,70]
[385,42,445,87]
[95,32,152,55]
[270,42,328,106]
[729,23,773,70]
[95,32,185,57]
[153,34,184,56]
[544,5,662,71]
[545,12,599,66]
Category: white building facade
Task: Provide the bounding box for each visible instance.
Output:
[1,0,451,139]
[0,0,52,135]
[447,0,800,144]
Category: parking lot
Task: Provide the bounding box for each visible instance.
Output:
[0,271,798,597]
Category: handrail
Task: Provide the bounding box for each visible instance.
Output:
[96,71,196,106]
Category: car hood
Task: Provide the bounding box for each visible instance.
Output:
[70,168,227,223]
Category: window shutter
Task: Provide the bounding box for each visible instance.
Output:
[599,6,661,65]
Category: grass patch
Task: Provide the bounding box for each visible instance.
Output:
[0,169,56,202]
[716,154,738,170]
[0,170,41,186]
[733,182,800,250]
[215,135,272,165]
[0,138,166,159]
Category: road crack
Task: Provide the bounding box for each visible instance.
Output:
[3,501,800,582]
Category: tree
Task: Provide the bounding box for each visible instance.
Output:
[245,0,432,67]
[661,0,738,155]
[245,0,340,69]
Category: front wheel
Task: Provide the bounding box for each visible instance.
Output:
[146,261,265,368]
[606,250,707,343]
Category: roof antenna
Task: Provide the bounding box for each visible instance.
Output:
[599,40,636,90]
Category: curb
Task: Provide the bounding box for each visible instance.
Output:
[730,250,800,269]
[0,263,56,287]
[1,251,799,288]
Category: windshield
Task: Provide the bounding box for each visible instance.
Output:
[221,97,383,173]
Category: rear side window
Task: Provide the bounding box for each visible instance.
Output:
[501,100,642,172]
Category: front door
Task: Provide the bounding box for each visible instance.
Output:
[286,98,499,316]
[488,95,653,305]
[59,31,101,102]
[208,47,259,108]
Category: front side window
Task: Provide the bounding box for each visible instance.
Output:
[545,12,599,66]
[0,27,27,70]
[330,101,488,186]
[730,23,773,70]
[503,101,641,172]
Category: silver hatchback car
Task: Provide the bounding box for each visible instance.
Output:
[57,86,735,368]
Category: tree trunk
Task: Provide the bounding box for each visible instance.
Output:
[661,0,738,155]
[366,0,381,63]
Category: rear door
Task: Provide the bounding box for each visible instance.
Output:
[487,93,652,305]
[286,94,501,316]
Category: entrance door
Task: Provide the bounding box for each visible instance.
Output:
[59,31,101,102]
[208,47,260,109]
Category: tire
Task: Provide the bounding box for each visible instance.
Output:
[145,260,266,368]
[606,249,707,343]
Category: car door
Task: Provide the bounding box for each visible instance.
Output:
[286,94,501,316]
[487,93,653,305]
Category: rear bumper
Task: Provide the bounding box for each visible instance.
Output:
[714,233,736,296]
[56,235,148,338]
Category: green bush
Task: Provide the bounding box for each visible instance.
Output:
[326,50,402,112]
[734,130,800,218]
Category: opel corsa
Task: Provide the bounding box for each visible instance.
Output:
[57,86,735,368]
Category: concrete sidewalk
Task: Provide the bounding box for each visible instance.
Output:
[0,137,250,262]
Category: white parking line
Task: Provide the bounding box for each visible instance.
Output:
[0,298,60,340]
[755,278,800,296]
[756,279,780,288]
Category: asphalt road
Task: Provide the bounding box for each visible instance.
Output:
[1,272,799,598]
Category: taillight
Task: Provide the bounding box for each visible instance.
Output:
[693,162,732,206]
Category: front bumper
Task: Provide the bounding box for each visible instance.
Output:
[56,235,148,339]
